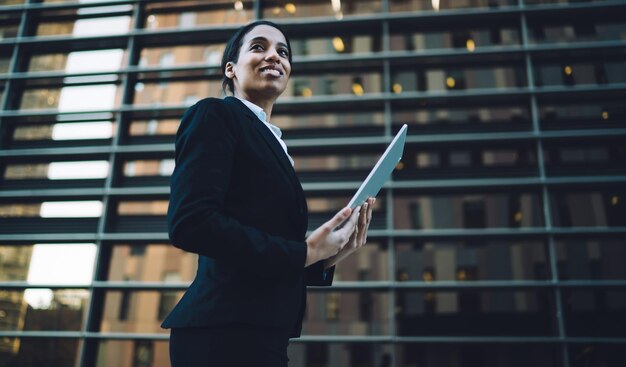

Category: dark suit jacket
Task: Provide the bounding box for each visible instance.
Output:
[162,96,334,337]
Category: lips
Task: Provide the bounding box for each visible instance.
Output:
[259,65,283,76]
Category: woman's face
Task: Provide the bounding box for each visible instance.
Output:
[226,25,291,103]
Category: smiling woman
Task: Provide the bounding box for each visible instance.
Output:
[162,20,374,367]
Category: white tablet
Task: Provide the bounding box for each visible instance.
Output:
[348,124,408,208]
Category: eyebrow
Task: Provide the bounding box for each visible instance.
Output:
[247,36,289,50]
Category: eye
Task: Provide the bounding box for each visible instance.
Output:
[250,43,264,51]
[278,48,289,58]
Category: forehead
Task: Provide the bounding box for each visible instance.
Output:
[241,25,287,45]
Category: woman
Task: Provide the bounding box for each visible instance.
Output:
[163,20,375,366]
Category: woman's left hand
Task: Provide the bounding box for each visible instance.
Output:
[324,197,375,269]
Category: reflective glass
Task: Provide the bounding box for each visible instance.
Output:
[9,120,115,148]
[95,340,169,367]
[36,16,132,37]
[396,290,557,336]
[273,111,385,139]
[28,49,126,73]
[287,343,394,367]
[3,160,109,180]
[390,27,520,52]
[100,290,183,334]
[19,84,123,111]
[303,291,390,335]
[544,139,626,176]
[307,195,386,230]
[394,192,544,229]
[139,44,225,67]
[550,190,626,227]
[0,201,103,218]
[563,289,626,337]
[390,0,516,13]
[569,344,626,367]
[106,244,197,282]
[133,80,220,106]
[0,56,10,73]
[396,241,550,282]
[528,19,626,44]
[294,153,380,182]
[0,23,19,39]
[0,337,80,367]
[144,4,251,29]
[534,58,626,87]
[0,0,25,5]
[396,343,559,367]
[556,239,626,280]
[287,72,382,97]
[262,0,382,19]
[123,159,174,177]
[333,242,389,281]
[111,200,168,233]
[539,100,626,129]
[391,65,525,93]
[0,288,89,331]
[291,34,381,56]
[128,119,179,137]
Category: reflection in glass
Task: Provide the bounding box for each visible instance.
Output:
[0,201,103,218]
[303,291,390,335]
[334,242,388,281]
[0,337,80,367]
[19,84,122,111]
[95,340,169,367]
[288,343,394,367]
[294,153,379,182]
[107,244,197,282]
[569,344,626,367]
[263,0,382,18]
[144,5,251,29]
[307,196,385,230]
[139,44,225,67]
[0,24,19,39]
[288,72,381,97]
[273,111,384,138]
[0,57,10,74]
[28,49,125,73]
[396,290,555,336]
[129,119,179,137]
[4,161,109,180]
[539,100,626,129]
[11,121,114,146]
[390,27,520,51]
[133,80,220,106]
[394,192,544,229]
[36,16,131,37]
[551,190,626,227]
[556,240,626,280]
[291,34,381,56]
[562,290,626,337]
[396,241,549,282]
[396,343,558,367]
[544,141,626,176]
[390,0,516,12]
[123,159,174,177]
[528,19,626,44]
[117,201,168,216]
[100,290,181,334]
[535,59,626,87]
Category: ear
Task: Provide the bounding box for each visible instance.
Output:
[224,62,235,79]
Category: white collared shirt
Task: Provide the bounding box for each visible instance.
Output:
[236,97,294,166]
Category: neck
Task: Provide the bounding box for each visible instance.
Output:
[234,92,274,122]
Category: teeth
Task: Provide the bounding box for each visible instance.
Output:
[262,68,281,76]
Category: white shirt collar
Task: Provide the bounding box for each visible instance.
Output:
[236,97,268,124]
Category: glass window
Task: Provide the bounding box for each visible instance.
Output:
[556,239,626,280]
[129,119,179,137]
[334,242,389,281]
[95,340,169,367]
[262,0,382,19]
[0,0,25,5]
[528,18,626,44]
[288,343,394,367]
[294,153,380,182]
[35,16,132,37]
[288,71,382,97]
[145,2,252,29]
[106,244,197,282]
[396,241,550,282]
[19,84,123,111]
[562,289,626,337]
[550,190,626,227]
[8,120,115,149]
[0,201,103,218]
[544,139,626,176]
[123,159,174,177]
[303,291,390,335]
[291,34,382,56]
[27,49,126,73]
[0,20,19,39]
[534,58,626,87]
[389,0,516,13]
[133,80,220,106]
[100,290,180,334]
[394,192,544,229]
[396,290,557,336]
[110,200,168,233]
[396,343,559,367]
[538,99,626,129]
[0,55,10,74]
[0,337,80,367]
[139,44,225,67]
[0,288,89,331]
[307,195,386,231]
[4,160,109,180]
[390,27,521,52]
[273,111,385,139]
[569,344,626,367]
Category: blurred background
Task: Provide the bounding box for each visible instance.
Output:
[0,0,625,366]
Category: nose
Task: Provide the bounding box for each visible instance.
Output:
[265,48,280,63]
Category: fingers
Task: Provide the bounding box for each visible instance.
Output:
[326,207,352,232]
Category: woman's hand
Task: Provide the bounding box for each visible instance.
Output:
[324,197,375,269]
[305,206,361,267]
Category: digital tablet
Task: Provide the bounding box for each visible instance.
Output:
[348,124,408,208]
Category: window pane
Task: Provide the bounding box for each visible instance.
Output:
[0,338,80,367]
[288,72,382,97]
[263,0,382,18]
[133,80,220,106]
[394,192,544,229]
[563,289,626,337]
[19,84,123,111]
[569,344,626,367]
[550,190,625,227]
[544,139,626,176]
[294,153,380,182]
[397,343,559,367]
[396,241,550,282]
[106,244,197,282]
[534,58,626,87]
[145,3,252,29]
[538,100,626,130]
[274,111,385,139]
[556,239,626,280]
[307,195,386,231]
[0,202,102,234]
[139,44,225,67]
[36,16,132,37]
[27,49,126,73]
[528,18,626,44]
[396,290,557,336]
[303,291,390,335]
[390,27,521,52]
[111,200,168,233]
[95,340,169,367]
[291,34,382,57]
[287,343,394,367]
[390,0,516,13]
[0,288,89,331]
[334,242,389,281]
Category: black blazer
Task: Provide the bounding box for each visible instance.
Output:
[162,96,334,337]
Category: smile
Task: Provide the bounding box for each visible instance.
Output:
[259,66,283,76]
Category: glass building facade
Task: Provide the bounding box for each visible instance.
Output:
[0,0,625,366]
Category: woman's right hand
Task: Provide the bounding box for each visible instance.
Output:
[304,206,361,267]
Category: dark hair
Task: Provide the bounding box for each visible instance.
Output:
[221,20,293,95]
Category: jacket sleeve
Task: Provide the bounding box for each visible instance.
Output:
[304,262,335,286]
[167,99,307,281]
